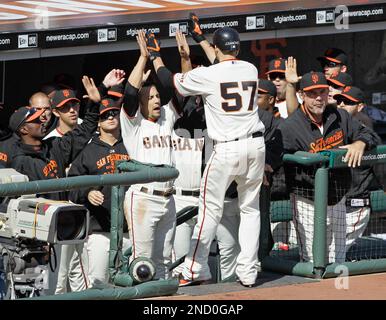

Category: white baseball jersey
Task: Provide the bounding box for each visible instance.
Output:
[172,131,204,190]
[120,102,179,189]
[173,60,265,142]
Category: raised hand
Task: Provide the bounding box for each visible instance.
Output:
[176,30,190,60]
[136,29,149,58]
[285,57,301,84]
[188,12,205,43]
[103,69,126,88]
[142,69,151,84]
[82,76,101,103]
[146,32,161,60]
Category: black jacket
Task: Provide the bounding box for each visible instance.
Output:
[279,105,380,205]
[68,136,129,232]
[0,134,20,168]
[10,101,100,200]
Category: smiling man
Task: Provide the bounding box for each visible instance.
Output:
[279,71,379,263]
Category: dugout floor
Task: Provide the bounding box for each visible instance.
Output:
[147,271,386,300]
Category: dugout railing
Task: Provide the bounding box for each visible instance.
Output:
[262,145,386,279]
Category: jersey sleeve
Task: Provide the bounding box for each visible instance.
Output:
[164,101,181,130]
[173,67,210,97]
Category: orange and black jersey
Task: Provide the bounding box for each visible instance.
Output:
[68,136,129,232]
[279,104,380,205]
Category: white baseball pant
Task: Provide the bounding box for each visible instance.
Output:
[55,244,88,294]
[125,186,176,280]
[346,206,370,251]
[172,194,198,277]
[82,232,131,287]
[216,197,240,281]
[292,194,347,263]
[182,137,265,285]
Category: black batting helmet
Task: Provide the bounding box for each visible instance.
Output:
[213,27,240,52]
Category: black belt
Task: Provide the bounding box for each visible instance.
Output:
[140,187,174,197]
[173,189,200,197]
[215,131,263,144]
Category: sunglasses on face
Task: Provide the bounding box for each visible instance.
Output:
[100,109,120,120]
[336,98,357,106]
[322,61,341,68]
[269,72,286,80]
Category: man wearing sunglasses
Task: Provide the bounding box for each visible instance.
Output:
[279,72,379,263]
[334,86,382,252]
[334,86,373,129]
[68,99,130,288]
[327,72,353,107]
[266,57,302,118]
[317,48,348,79]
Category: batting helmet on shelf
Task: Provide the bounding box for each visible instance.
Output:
[212,27,240,52]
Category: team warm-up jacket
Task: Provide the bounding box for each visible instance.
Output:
[0,133,20,168]
[10,95,104,200]
[68,136,130,232]
[279,104,380,205]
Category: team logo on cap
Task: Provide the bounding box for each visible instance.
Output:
[102,99,109,107]
[326,49,334,56]
[343,86,351,92]
[63,90,70,98]
[311,73,319,84]
[274,59,281,69]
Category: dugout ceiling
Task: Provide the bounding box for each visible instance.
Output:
[0,0,386,59]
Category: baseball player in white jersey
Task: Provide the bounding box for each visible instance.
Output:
[120,31,180,279]
[171,130,204,275]
[148,27,265,287]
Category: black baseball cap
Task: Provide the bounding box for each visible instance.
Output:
[327,72,353,87]
[99,98,120,115]
[300,72,329,91]
[317,48,348,65]
[108,84,124,99]
[266,58,286,74]
[258,79,277,97]
[9,106,45,132]
[333,86,364,103]
[51,89,80,109]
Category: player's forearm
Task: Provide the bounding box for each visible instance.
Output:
[200,40,216,64]
[285,83,300,115]
[181,57,192,73]
[128,56,147,89]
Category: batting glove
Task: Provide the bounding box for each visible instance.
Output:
[146,32,161,60]
[188,12,206,43]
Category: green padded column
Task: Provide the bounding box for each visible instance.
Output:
[313,167,329,278]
